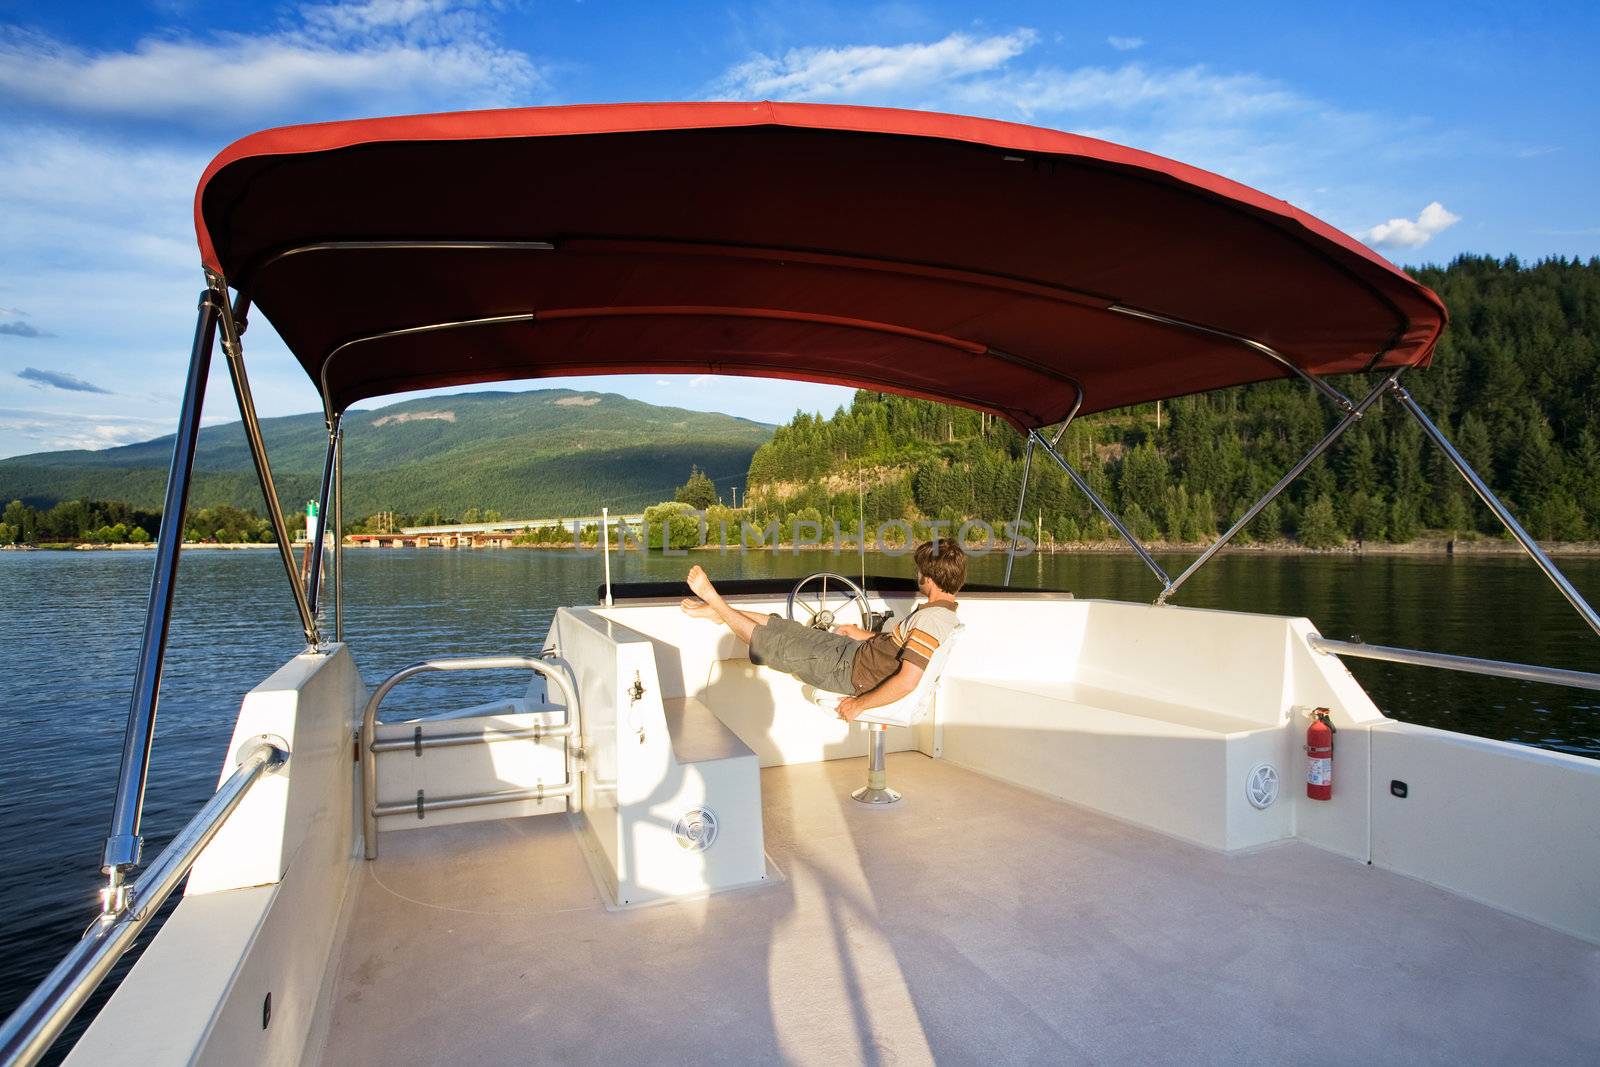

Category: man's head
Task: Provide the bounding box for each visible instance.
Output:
[913,538,966,596]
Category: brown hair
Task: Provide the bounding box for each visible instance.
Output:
[913,538,966,594]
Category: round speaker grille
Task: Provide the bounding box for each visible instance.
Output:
[1246,764,1280,810]
[674,808,719,852]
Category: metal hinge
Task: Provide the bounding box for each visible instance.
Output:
[416,790,425,819]
[352,731,360,763]
[414,725,423,756]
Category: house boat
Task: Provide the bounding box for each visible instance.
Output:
[3,102,1597,1065]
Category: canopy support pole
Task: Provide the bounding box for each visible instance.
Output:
[98,287,220,910]
[306,415,341,618]
[333,427,345,642]
[1003,436,1035,587]
[1388,382,1600,639]
[1031,430,1171,590]
[1007,388,1085,587]
[1156,370,1400,606]
[216,276,319,648]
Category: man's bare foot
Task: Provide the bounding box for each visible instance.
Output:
[686,564,715,600]
[679,597,719,620]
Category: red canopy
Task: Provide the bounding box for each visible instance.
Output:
[195,101,1446,428]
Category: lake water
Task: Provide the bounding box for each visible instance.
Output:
[2,546,1597,1050]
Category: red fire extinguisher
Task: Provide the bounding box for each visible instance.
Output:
[1305,707,1335,800]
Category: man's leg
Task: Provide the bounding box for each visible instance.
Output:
[681,597,769,627]
[685,565,761,645]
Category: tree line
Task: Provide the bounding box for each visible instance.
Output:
[741,255,1600,548]
[1,499,278,546]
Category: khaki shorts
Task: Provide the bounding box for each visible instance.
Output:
[749,616,860,695]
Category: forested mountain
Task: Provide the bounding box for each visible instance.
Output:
[0,389,770,519]
[743,256,1600,546]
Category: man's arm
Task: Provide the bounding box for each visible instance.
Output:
[836,661,924,721]
[831,623,874,641]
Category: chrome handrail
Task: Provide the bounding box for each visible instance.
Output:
[0,736,290,1067]
[1309,637,1600,692]
[360,656,582,859]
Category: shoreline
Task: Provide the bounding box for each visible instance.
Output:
[344,536,1600,557]
[1,541,280,551]
[9,537,1600,557]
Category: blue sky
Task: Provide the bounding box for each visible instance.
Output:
[0,0,1596,458]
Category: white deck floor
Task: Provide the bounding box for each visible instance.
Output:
[320,754,1600,1065]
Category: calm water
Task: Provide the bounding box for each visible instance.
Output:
[2,546,1597,1047]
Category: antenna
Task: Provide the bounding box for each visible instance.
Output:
[859,480,867,591]
[601,507,614,607]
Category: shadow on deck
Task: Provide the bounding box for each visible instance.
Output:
[320,755,1600,1065]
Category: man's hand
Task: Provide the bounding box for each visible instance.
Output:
[836,662,922,721]
[831,623,872,640]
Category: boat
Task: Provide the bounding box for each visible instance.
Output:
[3,102,1597,1065]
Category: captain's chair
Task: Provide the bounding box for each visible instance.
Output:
[813,625,965,804]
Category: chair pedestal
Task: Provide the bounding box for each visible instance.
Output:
[851,723,902,805]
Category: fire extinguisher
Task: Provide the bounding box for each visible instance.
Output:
[1305,707,1335,800]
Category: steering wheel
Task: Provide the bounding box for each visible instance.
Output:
[787,572,872,631]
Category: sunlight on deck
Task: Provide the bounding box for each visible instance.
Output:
[320,755,1600,1065]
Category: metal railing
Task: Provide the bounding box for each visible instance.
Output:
[1309,637,1600,692]
[360,656,582,859]
[0,736,290,1067]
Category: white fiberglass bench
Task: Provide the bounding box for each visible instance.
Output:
[815,626,965,804]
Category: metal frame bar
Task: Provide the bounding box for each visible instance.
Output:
[306,415,340,616]
[1003,435,1035,587]
[216,278,319,647]
[1309,636,1600,691]
[360,656,583,858]
[1108,304,1359,415]
[1031,430,1172,590]
[1388,382,1600,640]
[370,722,576,752]
[98,289,220,894]
[373,782,576,819]
[242,239,556,287]
[333,427,345,641]
[318,313,535,422]
[315,310,1021,427]
[2,737,289,1067]
[1155,370,1401,605]
[1005,384,1086,586]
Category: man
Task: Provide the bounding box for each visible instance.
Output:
[681,539,965,721]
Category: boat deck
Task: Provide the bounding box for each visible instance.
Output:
[319,754,1600,1065]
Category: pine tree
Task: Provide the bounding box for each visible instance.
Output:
[674,466,721,509]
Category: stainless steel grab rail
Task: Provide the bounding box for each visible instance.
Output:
[1309,637,1600,692]
[0,736,290,1067]
[360,656,582,859]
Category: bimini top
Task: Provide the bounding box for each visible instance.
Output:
[195,101,1447,429]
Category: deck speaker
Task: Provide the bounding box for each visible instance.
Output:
[1245,764,1280,810]
[674,808,719,852]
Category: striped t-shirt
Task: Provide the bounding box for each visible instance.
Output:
[849,601,959,694]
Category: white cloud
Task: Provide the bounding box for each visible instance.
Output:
[0,2,555,458]
[0,2,541,128]
[1107,36,1145,51]
[714,30,1036,101]
[951,63,1302,121]
[0,406,176,452]
[1362,201,1461,249]
[708,31,1454,241]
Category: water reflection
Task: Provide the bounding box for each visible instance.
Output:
[0,545,1596,1028]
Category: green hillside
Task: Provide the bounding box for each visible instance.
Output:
[0,389,771,519]
[743,256,1600,546]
